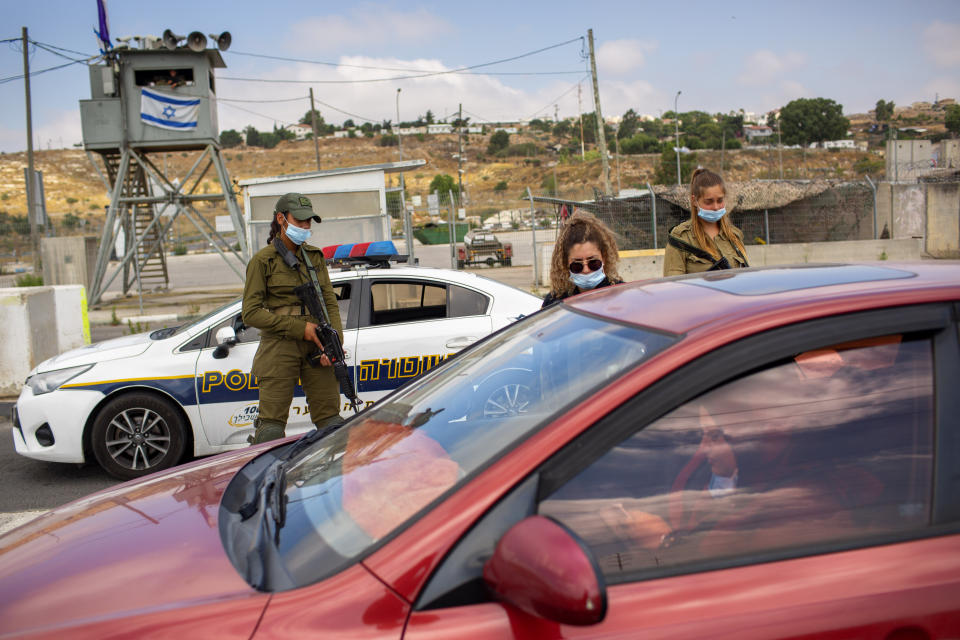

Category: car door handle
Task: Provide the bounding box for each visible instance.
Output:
[445,337,478,350]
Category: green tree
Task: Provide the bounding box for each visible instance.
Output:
[875,99,895,122]
[618,109,640,139]
[273,124,295,142]
[343,119,355,129]
[220,129,243,148]
[618,133,661,154]
[487,130,510,154]
[945,104,960,136]
[778,97,850,145]
[541,173,557,195]
[528,118,552,133]
[493,180,508,192]
[429,174,460,203]
[553,119,573,138]
[244,125,261,147]
[378,134,399,147]
[425,110,435,124]
[300,109,324,127]
[652,147,698,185]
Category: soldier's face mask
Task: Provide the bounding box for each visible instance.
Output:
[280,215,311,245]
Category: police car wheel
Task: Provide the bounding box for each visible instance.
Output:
[469,369,533,420]
[91,393,187,480]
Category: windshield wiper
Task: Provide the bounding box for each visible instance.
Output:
[237,420,348,589]
[239,461,287,590]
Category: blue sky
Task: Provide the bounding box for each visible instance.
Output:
[1,0,958,152]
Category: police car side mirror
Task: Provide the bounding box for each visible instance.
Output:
[213,327,238,359]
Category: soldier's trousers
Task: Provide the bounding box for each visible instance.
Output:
[252,334,341,438]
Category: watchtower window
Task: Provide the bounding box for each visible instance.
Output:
[135,68,195,88]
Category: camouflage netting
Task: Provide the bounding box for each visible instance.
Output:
[653,180,840,213]
[565,179,879,251]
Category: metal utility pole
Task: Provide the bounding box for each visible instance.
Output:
[721,129,726,173]
[457,103,464,198]
[777,115,783,179]
[22,27,39,272]
[613,123,621,195]
[577,84,585,159]
[674,90,682,186]
[587,29,611,195]
[526,188,540,289]
[396,88,405,196]
[309,88,320,170]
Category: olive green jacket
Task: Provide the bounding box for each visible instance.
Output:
[663,219,747,277]
[242,242,343,340]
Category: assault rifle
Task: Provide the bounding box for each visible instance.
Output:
[271,238,361,414]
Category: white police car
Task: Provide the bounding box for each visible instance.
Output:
[13,250,541,479]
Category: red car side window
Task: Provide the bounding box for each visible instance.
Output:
[540,333,935,579]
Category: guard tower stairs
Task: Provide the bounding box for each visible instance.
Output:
[102,151,169,293]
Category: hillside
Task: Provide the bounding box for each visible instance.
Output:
[0,129,885,225]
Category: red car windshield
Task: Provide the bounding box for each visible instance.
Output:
[272,305,677,589]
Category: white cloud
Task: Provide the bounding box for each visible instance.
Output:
[922,21,960,67]
[737,50,806,86]
[0,110,83,154]
[289,6,453,53]
[597,39,658,76]
[216,55,598,132]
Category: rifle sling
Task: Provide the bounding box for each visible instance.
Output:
[298,246,333,326]
[667,234,749,269]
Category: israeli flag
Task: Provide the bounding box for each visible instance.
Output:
[140,88,200,130]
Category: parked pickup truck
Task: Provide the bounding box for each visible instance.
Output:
[458,231,512,268]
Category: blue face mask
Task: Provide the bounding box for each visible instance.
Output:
[570,268,606,290]
[283,220,311,245]
[697,207,727,223]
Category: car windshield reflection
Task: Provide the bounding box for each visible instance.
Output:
[271,305,678,588]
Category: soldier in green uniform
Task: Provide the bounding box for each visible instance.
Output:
[663,168,749,276]
[242,193,344,444]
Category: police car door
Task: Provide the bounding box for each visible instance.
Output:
[194,280,359,448]
[350,276,492,409]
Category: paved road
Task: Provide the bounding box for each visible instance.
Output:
[99,230,556,295]
[0,411,120,534]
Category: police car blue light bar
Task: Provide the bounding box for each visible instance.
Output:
[322,241,408,268]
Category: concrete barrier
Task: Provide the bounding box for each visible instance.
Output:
[538,238,925,286]
[0,285,90,396]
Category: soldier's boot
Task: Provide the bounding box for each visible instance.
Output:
[247,418,287,445]
[312,414,345,440]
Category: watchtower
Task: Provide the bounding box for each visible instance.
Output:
[80,35,247,306]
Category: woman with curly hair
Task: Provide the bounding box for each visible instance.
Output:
[541,210,623,308]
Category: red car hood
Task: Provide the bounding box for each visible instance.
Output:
[0,446,268,636]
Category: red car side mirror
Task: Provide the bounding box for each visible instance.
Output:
[482,515,607,626]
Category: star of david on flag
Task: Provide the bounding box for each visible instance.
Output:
[140,88,200,131]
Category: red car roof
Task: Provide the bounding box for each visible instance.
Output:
[567,262,960,335]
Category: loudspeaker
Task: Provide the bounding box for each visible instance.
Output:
[186,31,208,52]
[162,29,183,50]
[209,31,231,52]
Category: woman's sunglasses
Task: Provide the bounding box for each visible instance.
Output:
[569,258,603,274]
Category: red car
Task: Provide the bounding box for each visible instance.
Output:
[2,262,960,639]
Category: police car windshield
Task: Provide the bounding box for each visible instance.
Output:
[270,305,678,589]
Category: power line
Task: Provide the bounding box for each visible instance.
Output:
[219,95,308,104]
[524,75,588,121]
[219,101,291,125]
[220,36,584,85]
[30,40,97,58]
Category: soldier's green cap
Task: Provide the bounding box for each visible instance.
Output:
[275,192,321,223]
